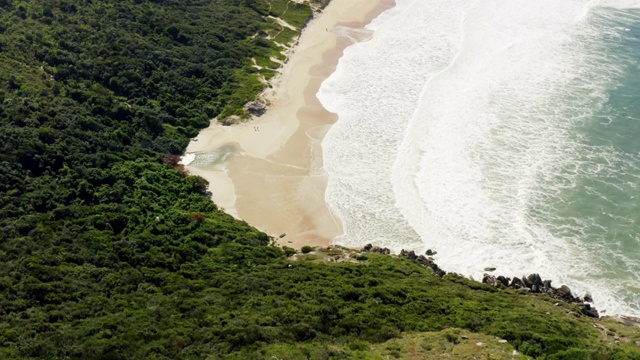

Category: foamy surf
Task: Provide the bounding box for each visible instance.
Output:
[319,0,640,316]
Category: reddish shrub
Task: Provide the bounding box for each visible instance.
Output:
[188,213,206,222]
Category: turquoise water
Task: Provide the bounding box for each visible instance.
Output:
[319,1,640,316]
[539,8,640,313]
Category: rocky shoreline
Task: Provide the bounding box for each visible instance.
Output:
[360,244,600,318]
[292,242,640,332]
[480,272,600,318]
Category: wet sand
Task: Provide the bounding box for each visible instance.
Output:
[185,0,394,248]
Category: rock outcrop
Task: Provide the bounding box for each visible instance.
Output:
[244,100,267,116]
[361,245,445,277]
[359,244,599,317]
[361,244,391,255]
[481,272,600,318]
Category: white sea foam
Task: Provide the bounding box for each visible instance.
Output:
[319,0,477,248]
[319,0,640,316]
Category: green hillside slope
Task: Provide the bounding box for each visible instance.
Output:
[1,0,638,359]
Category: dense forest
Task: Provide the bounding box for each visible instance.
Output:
[1,0,639,359]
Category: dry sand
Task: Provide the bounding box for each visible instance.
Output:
[185,0,394,248]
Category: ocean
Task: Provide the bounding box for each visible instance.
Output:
[317,0,640,317]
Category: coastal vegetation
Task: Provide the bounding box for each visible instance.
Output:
[1,0,639,359]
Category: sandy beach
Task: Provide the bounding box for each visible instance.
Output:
[184,0,393,248]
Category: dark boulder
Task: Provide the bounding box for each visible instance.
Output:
[510,277,524,289]
[583,292,593,302]
[581,304,599,318]
[244,100,267,116]
[496,276,510,287]
[426,249,437,256]
[405,250,417,260]
[482,274,497,286]
[427,260,445,276]
[412,255,445,277]
[416,255,431,266]
[532,274,543,288]
[362,243,373,252]
[433,266,446,277]
[521,274,544,290]
[557,285,573,299]
[371,246,390,254]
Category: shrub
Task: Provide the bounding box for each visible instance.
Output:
[282,246,296,257]
[444,331,459,344]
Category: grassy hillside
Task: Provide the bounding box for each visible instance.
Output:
[1,0,639,359]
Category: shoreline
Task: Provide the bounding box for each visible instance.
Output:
[302,243,640,323]
[184,0,394,249]
[182,0,640,319]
